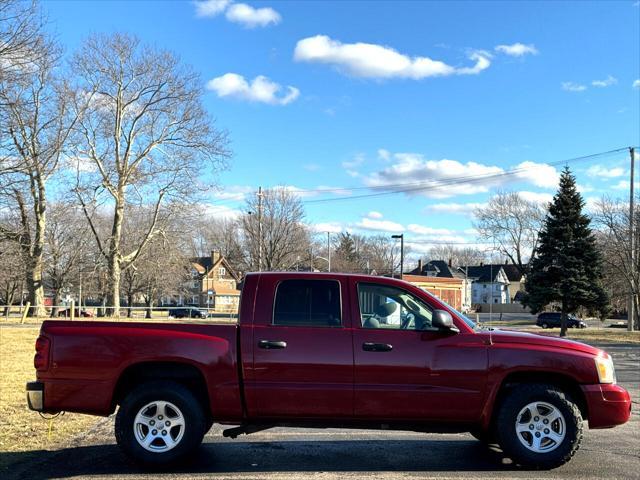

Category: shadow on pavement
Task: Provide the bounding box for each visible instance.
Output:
[2,439,518,479]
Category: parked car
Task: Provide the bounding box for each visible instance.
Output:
[536,312,587,329]
[56,308,94,318]
[27,273,629,469]
[169,307,207,319]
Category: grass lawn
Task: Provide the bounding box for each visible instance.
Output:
[0,326,96,455]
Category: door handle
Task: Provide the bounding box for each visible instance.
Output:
[258,340,287,350]
[362,342,393,352]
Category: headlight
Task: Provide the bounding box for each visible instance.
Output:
[595,355,616,384]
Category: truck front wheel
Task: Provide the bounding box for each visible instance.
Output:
[115,380,207,466]
[496,383,583,469]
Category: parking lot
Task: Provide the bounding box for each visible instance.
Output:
[2,343,638,480]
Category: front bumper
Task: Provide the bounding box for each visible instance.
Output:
[26,381,44,412]
[581,383,632,429]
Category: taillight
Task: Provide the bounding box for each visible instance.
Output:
[34,335,51,371]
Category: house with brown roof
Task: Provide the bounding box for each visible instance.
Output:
[408,259,472,312]
[187,251,241,313]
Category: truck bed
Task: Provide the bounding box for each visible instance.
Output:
[37,320,243,420]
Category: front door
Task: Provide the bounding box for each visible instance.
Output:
[249,275,353,419]
[351,279,487,422]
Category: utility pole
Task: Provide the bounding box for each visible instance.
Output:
[327,232,331,272]
[257,186,263,272]
[392,234,404,280]
[630,147,636,332]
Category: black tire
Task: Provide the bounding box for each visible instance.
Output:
[496,383,583,469]
[541,323,549,329]
[115,380,207,466]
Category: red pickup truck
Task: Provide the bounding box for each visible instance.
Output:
[27,272,631,469]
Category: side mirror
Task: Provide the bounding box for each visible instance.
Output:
[432,310,459,333]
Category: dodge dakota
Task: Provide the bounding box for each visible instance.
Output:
[27,272,631,469]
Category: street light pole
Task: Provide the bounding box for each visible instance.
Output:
[327,232,331,272]
[391,234,404,280]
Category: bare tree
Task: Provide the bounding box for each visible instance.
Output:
[424,244,487,268]
[473,191,546,275]
[0,0,48,85]
[0,35,79,315]
[0,238,23,315]
[241,188,309,271]
[71,33,229,315]
[360,234,399,276]
[592,195,640,329]
[44,202,92,316]
[190,215,245,274]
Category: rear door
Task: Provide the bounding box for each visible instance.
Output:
[246,274,353,419]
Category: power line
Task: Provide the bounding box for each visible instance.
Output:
[302,147,630,204]
[207,146,631,207]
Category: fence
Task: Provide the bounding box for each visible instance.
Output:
[0,303,238,324]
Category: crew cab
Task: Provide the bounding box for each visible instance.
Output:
[27,272,631,469]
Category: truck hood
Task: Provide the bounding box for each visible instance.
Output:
[486,328,602,356]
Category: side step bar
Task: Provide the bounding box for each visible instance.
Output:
[222,424,273,439]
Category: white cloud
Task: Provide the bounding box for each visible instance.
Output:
[495,43,538,57]
[367,211,383,219]
[225,3,281,28]
[612,180,640,190]
[203,203,242,219]
[360,151,561,200]
[314,185,354,197]
[194,0,231,17]
[518,191,553,204]
[425,202,486,215]
[586,164,625,178]
[513,161,559,188]
[562,82,587,92]
[633,79,640,88]
[377,149,391,161]
[293,35,491,79]
[312,222,344,234]
[194,1,280,28]
[303,164,320,172]
[210,185,253,201]
[406,224,453,235]
[591,75,618,87]
[363,152,504,199]
[356,217,404,232]
[342,154,365,169]
[206,73,299,105]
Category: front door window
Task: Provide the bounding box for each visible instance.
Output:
[358,283,435,331]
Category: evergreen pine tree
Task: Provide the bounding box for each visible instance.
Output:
[523,167,609,337]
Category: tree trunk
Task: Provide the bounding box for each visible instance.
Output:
[107,191,125,316]
[25,258,46,317]
[560,300,568,337]
[127,293,133,318]
[51,290,61,317]
[98,296,106,317]
[145,298,153,319]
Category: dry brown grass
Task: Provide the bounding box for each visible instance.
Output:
[0,326,95,453]
[520,327,640,344]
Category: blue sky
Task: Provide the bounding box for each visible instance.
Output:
[45,0,640,256]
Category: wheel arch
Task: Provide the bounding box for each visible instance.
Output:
[111,361,211,420]
[486,371,589,430]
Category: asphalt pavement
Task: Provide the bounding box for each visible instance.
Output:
[3,344,639,480]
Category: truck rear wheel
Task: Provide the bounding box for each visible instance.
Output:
[115,380,206,466]
[496,383,583,469]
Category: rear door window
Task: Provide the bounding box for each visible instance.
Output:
[273,279,342,327]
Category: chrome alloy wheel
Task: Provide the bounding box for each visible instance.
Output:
[133,400,185,453]
[515,401,566,453]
